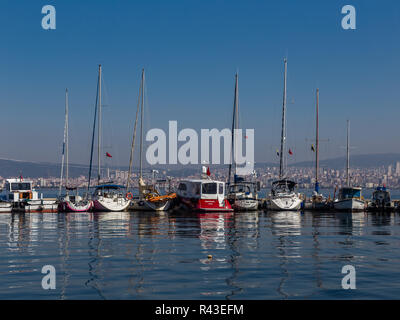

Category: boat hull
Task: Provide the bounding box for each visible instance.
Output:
[177,197,233,212]
[59,200,93,213]
[0,203,12,213]
[269,196,302,211]
[333,198,365,212]
[93,198,130,212]
[231,199,258,211]
[129,199,172,211]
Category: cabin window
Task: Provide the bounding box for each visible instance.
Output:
[10,183,31,191]
[9,194,14,200]
[218,183,224,194]
[178,183,187,191]
[202,183,217,195]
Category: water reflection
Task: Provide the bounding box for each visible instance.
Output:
[1,210,400,299]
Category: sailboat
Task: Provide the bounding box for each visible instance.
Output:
[128,69,176,211]
[89,65,131,212]
[268,58,302,211]
[333,120,365,212]
[58,89,93,212]
[226,73,259,211]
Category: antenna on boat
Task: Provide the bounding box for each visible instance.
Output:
[126,69,143,190]
[279,58,287,179]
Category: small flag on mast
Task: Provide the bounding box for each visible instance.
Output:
[106,152,112,158]
[311,144,315,152]
[276,149,279,156]
[207,167,211,176]
[288,149,293,155]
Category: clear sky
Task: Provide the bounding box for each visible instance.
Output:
[1,0,399,168]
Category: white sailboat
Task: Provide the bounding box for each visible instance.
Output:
[89,65,130,212]
[333,121,365,212]
[269,58,302,211]
[226,73,259,211]
[128,69,176,211]
[58,89,93,212]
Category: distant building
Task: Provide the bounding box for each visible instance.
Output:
[396,162,400,176]
[388,164,393,177]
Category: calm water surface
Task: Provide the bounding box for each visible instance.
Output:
[1,209,400,299]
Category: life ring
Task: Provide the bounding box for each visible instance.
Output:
[125,192,133,200]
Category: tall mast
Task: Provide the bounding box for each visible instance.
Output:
[228,73,238,185]
[97,65,102,185]
[315,88,319,193]
[59,88,68,197]
[126,70,143,190]
[139,69,145,179]
[65,88,69,192]
[346,120,350,187]
[87,67,100,191]
[279,58,287,179]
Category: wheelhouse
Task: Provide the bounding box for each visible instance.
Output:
[177,180,225,200]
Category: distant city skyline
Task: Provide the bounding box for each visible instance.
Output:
[1,1,400,167]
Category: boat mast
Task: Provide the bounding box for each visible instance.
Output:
[97,65,102,185]
[315,88,319,193]
[126,69,143,190]
[65,88,69,192]
[87,67,100,191]
[279,58,287,179]
[228,73,238,185]
[346,120,350,187]
[59,88,68,197]
[139,69,145,179]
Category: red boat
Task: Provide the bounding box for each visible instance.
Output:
[176,179,233,212]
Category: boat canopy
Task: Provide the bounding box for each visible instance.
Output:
[339,187,361,199]
[272,179,297,188]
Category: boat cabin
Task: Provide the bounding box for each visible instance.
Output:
[177,179,226,200]
[94,184,125,198]
[372,186,391,203]
[271,179,297,195]
[338,187,362,200]
[4,178,39,202]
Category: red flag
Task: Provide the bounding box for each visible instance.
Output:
[288,149,293,155]
[20,174,23,181]
[207,167,210,176]
[106,152,112,158]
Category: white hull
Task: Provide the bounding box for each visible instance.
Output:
[0,203,12,213]
[13,200,58,213]
[130,199,172,211]
[269,195,302,211]
[232,199,258,211]
[93,197,130,212]
[333,198,365,212]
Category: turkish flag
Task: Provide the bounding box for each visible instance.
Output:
[207,167,210,176]
[288,149,293,155]
[106,152,112,158]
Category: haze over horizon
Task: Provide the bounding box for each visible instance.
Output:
[1,0,399,168]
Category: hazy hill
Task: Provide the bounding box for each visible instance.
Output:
[1,153,399,178]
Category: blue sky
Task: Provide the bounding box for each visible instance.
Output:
[0,0,399,167]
